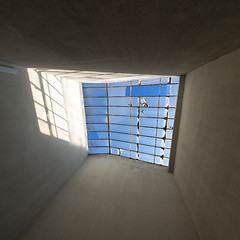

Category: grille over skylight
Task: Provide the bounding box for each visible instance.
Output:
[83,77,179,166]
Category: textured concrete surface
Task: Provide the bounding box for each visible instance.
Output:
[0,63,88,240]
[0,1,240,75]
[174,48,240,240]
[19,155,199,240]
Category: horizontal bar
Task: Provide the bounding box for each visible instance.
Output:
[89,146,169,159]
[84,95,178,98]
[87,130,172,140]
[88,138,170,150]
[85,105,176,109]
[83,83,179,88]
[86,114,174,120]
[87,122,172,130]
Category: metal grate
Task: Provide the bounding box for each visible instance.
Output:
[83,77,179,166]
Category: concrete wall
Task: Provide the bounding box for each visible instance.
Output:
[20,155,199,240]
[0,63,88,240]
[174,49,240,240]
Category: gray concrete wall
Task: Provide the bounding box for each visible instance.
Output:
[20,155,199,240]
[174,49,240,240]
[0,63,88,240]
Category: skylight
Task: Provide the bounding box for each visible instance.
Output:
[83,77,179,166]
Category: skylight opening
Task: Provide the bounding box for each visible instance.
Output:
[83,77,179,166]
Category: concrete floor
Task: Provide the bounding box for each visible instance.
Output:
[19,155,199,240]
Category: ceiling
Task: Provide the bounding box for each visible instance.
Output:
[0,0,240,75]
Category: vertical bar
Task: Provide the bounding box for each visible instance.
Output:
[106,83,111,154]
[129,81,132,158]
[136,96,140,160]
[160,77,171,164]
[169,75,186,173]
[153,78,161,163]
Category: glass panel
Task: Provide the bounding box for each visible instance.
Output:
[86,115,108,123]
[120,150,131,158]
[158,119,166,128]
[165,139,172,148]
[109,97,130,106]
[140,108,158,118]
[159,97,168,107]
[157,129,165,138]
[139,127,156,137]
[164,149,170,158]
[160,77,170,84]
[83,87,106,97]
[111,140,130,150]
[166,130,173,139]
[163,158,169,166]
[109,116,138,125]
[110,124,137,134]
[139,97,158,107]
[111,148,119,155]
[109,107,138,116]
[167,119,174,129]
[171,77,180,83]
[139,145,155,155]
[84,97,107,106]
[139,118,157,127]
[85,107,107,115]
[87,131,108,139]
[138,153,154,163]
[132,85,160,96]
[83,83,106,88]
[156,138,165,148]
[108,81,131,87]
[141,78,160,85]
[88,139,109,147]
[108,87,129,96]
[87,124,108,131]
[110,132,130,142]
[89,147,108,154]
[138,136,155,146]
[168,108,176,118]
[170,84,179,95]
[158,108,167,118]
[169,97,177,107]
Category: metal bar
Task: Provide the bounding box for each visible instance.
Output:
[154,82,161,163]
[87,130,173,140]
[109,138,171,149]
[129,81,132,159]
[86,122,172,130]
[86,114,175,119]
[136,97,141,160]
[106,83,111,154]
[88,138,170,149]
[83,83,179,89]
[84,95,178,98]
[108,146,170,158]
[85,105,176,109]
[159,77,172,164]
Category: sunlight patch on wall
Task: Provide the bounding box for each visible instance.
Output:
[28,69,70,142]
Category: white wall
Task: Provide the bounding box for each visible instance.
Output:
[0,63,88,240]
[174,49,240,240]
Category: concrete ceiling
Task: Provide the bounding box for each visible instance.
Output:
[0,0,240,75]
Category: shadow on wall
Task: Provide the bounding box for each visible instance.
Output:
[27,69,88,148]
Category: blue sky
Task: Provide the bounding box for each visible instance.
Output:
[83,77,179,166]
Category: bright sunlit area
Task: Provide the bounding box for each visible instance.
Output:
[27,69,88,148]
[27,68,179,167]
[82,76,180,166]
